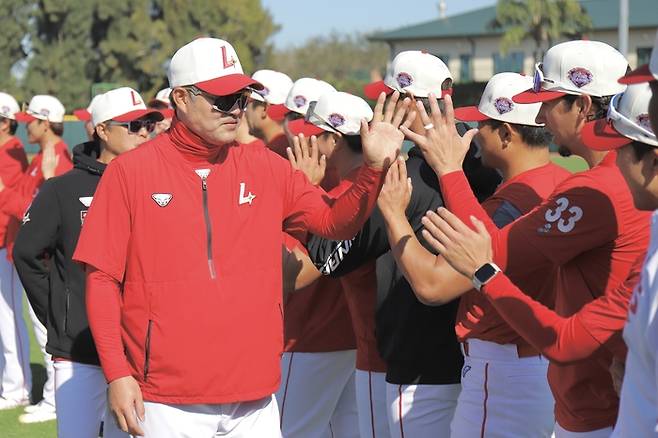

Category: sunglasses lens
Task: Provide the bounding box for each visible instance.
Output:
[213,93,245,112]
[129,120,155,133]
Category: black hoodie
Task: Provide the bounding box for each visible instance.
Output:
[14,141,106,365]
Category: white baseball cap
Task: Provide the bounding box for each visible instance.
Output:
[149,88,172,107]
[73,94,104,122]
[250,70,294,121]
[619,30,658,84]
[284,78,337,116]
[514,40,628,104]
[582,83,657,149]
[91,87,163,127]
[288,91,373,137]
[454,73,543,127]
[0,92,20,120]
[15,95,66,123]
[168,37,262,96]
[364,51,453,99]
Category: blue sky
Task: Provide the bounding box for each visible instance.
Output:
[262,0,497,48]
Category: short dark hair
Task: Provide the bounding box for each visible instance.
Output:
[285,112,303,122]
[630,140,656,161]
[483,119,553,147]
[344,134,363,153]
[0,117,17,135]
[50,121,64,136]
[562,94,613,121]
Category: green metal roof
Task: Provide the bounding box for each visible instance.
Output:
[370,0,658,42]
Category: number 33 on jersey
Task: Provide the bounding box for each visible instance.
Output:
[539,197,583,234]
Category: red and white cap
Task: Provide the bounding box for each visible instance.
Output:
[73,94,103,122]
[250,70,294,121]
[168,38,262,96]
[284,78,336,116]
[514,40,628,104]
[582,83,657,150]
[288,91,373,137]
[15,95,66,123]
[91,87,163,127]
[619,30,658,84]
[0,92,20,120]
[364,51,453,99]
[150,88,172,106]
[455,73,543,126]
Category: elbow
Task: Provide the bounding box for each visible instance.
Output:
[413,282,450,306]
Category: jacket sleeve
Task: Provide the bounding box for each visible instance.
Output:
[13,180,61,326]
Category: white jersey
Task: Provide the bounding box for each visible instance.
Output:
[613,210,658,437]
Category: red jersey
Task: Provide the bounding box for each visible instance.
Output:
[0,140,71,256]
[0,137,28,247]
[267,133,290,158]
[73,120,383,404]
[457,162,570,347]
[440,152,650,432]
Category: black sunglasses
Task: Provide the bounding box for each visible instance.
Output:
[107,119,156,134]
[187,86,249,113]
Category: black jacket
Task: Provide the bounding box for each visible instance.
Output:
[307,138,501,385]
[14,142,106,365]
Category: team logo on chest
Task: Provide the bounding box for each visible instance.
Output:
[79,197,93,225]
[238,183,255,206]
[151,193,173,207]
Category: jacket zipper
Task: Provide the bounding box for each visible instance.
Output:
[144,320,153,381]
[200,174,217,279]
[64,289,70,334]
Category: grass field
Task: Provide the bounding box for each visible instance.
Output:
[0,153,587,437]
[0,300,56,438]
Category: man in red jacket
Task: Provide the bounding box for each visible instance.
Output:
[73,37,406,438]
[0,94,72,422]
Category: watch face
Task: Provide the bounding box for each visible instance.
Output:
[475,263,497,283]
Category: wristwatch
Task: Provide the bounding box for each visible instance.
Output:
[472,262,501,291]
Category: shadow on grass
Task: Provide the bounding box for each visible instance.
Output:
[30,363,46,404]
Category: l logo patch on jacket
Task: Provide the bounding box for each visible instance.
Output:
[152,193,173,207]
[238,183,255,206]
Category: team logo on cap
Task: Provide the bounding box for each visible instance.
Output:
[293,95,307,108]
[1,105,9,115]
[151,193,173,207]
[256,87,270,98]
[637,113,652,132]
[40,108,50,117]
[567,67,593,88]
[493,97,514,115]
[328,113,345,128]
[396,72,413,88]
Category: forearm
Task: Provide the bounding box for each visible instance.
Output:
[439,170,499,236]
[482,274,606,363]
[13,253,50,326]
[86,266,131,382]
[308,165,384,240]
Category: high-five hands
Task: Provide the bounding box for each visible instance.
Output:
[287,134,326,186]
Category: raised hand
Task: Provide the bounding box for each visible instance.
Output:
[377,156,412,221]
[361,91,414,170]
[41,145,60,180]
[287,134,326,186]
[401,94,475,177]
[421,207,492,278]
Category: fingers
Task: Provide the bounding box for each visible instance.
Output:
[444,94,457,128]
[372,92,387,123]
[123,405,144,436]
[436,207,472,235]
[387,157,400,183]
[415,99,433,128]
[398,156,408,183]
[427,92,443,126]
[400,125,424,145]
[292,136,303,162]
[391,97,410,128]
[114,410,129,434]
[463,128,479,146]
[407,177,413,194]
[382,91,400,124]
[135,390,145,422]
[319,154,327,174]
[309,135,319,161]
[360,118,369,139]
[470,215,488,237]
[421,228,447,254]
[298,134,309,159]
[401,110,416,131]
[286,147,297,167]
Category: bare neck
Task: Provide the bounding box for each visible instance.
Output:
[39,131,61,150]
[498,145,551,182]
[261,121,285,144]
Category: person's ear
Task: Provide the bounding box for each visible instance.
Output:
[576,94,594,119]
[171,87,189,110]
[95,123,110,143]
[498,123,514,148]
[651,148,658,175]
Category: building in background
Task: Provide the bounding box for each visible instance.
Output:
[370,0,658,83]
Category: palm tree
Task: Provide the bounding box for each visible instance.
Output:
[490,0,593,61]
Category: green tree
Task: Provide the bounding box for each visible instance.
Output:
[268,33,389,97]
[491,0,592,60]
[0,1,31,100]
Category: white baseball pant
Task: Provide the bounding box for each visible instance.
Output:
[0,250,30,401]
[276,350,359,438]
[450,339,554,438]
[137,395,280,438]
[553,424,613,438]
[54,361,128,438]
[385,381,460,438]
[28,303,55,408]
[354,369,390,438]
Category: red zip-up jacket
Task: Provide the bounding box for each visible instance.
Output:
[0,137,28,247]
[73,119,384,404]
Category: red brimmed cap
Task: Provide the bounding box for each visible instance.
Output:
[287,118,326,137]
[618,64,656,85]
[512,89,567,104]
[195,74,262,96]
[14,112,38,123]
[112,108,164,123]
[581,118,632,150]
[363,80,394,100]
[73,109,91,121]
[453,106,490,122]
[266,103,290,122]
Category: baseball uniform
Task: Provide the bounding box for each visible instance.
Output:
[439,151,650,434]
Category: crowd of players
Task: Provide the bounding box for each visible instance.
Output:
[0,28,655,438]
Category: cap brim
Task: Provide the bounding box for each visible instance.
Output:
[364,80,394,100]
[287,119,327,137]
[195,74,263,96]
[14,112,38,123]
[618,64,657,84]
[73,109,91,121]
[454,106,490,122]
[581,119,632,150]
[113,109,164,123]
[513,89,567,104]
[160,108,174,119]
[267,104,290,122]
